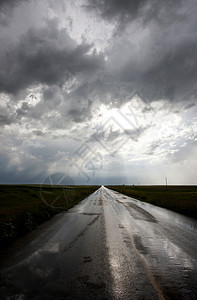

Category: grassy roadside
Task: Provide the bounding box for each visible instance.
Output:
[0,185,99,247]
[107,185,197,220]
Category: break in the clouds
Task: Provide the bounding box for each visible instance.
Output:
[0,0,197,184]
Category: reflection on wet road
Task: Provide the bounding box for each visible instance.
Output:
[1,186,197,299]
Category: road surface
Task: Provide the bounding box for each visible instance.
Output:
[0,186,197,299]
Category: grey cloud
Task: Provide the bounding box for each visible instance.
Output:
[23,87,94,126]
[0,152,46,183]
[32,130,45,136]
[89,123,150,146]
[0,111,12,125]
[65,85,94,122]
[0,104,17,126]
[68,106,91,123]
[0,20,105,94]
[65,31,197,106]
[86,0,184,29]
[184,103,195,110]
[86,0,147,22]
[84,0,197,104]
[43,85,63,111]
[64,76,131,108]
[145,141,161,155]
[0,0,26,9]
[59,99,92,124]
[137,40,197,102]
[42,172,75,186]
[16,101,30,117]
[0,134,74,183]
[124,125,150,141]
[96,5,197,104]
[43,86,60,102]
[0,0,29,26]
[1,1,196,113]
[170,141,197,163]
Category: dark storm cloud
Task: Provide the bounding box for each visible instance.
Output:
[83,0,197,104]
[68,102,92,123]
[0,20,105,94]
[86,0,183,29]
[79,35,197,104]
[1,0,196,107]
[88,0,197,104]
[0,0,26,9]
[86,0,147,22]
[132,39,197,102]
[0,0,29,26]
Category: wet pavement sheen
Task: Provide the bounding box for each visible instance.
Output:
[0,186,197,299]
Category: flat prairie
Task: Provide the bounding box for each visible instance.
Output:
[107,185,197,219]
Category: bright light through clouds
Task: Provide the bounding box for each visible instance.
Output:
[0,0,197,185]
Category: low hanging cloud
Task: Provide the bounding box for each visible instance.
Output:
[84,0,197,103]
[132,39,197,102]
[0,0,27,9]
[0,0,197,184]
[86,0,148,24]
[0,19,105,95]
[85,0,184,29]
[0,0,30,26]
[1,0,197,106]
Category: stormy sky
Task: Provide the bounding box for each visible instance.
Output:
[0,0,197,185]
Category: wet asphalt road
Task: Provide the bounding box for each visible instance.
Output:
[0,186,197,299]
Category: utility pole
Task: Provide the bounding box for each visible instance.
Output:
[165,177,168,190]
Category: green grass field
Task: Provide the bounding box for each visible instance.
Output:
[1,184,197,247]
[107,185,197,219]
[0,184,99,247]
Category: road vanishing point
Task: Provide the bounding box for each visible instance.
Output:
[1,186,197,299]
